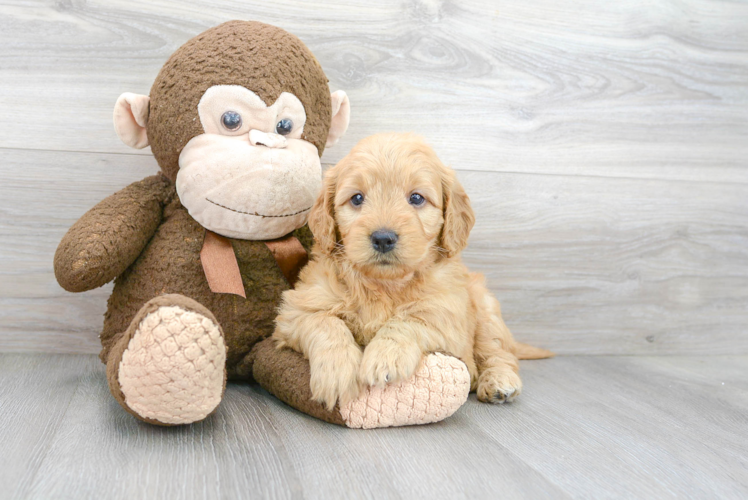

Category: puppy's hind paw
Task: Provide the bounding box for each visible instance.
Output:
[476,369,522,404]
[488,387,517,404]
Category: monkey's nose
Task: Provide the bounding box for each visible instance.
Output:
[371,230,398,254]
[249,130,287,149]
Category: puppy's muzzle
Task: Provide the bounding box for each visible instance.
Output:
[371,230,398,254]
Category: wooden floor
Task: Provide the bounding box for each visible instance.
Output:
[1,2,747,499]
[1,353,746,499]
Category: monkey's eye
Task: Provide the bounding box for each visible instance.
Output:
[276,118,293,136]
[409,193,426,206]
[221,111,242,131]
[350,193,364,207]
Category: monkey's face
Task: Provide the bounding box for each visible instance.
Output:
[112,21,351,241]
[175,85,321,240]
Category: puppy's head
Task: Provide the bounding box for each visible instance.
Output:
[308,133,475,279]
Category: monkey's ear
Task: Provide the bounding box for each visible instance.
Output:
[325,90,350,148]
[113,93,150,149]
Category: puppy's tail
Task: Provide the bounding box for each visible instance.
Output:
[514,342,555,360]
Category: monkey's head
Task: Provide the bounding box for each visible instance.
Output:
[112,21,350,240]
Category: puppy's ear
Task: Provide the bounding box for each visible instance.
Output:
[440,172,475,257]
[308,167,338,255]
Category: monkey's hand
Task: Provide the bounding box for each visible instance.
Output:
[54,175,170,292]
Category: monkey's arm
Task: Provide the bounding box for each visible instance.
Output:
[250,338,471,429]
[54,175,171,292]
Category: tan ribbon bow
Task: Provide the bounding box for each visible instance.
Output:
[200,230,308,297]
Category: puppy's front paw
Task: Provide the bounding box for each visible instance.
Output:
[476,368,523,404]
[309,344,362,411]
[359,337,422,387]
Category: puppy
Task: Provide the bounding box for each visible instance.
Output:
[273,133,551,410]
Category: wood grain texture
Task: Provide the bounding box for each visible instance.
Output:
[22,357,306,500]
[1,0,747,355]
[0,354,99,499]
[2,353,746,499]
[461,354,748,499]
[465,169,748,355]
[0,148,157,354]
[2,148,746,355]
[0,0,747,183]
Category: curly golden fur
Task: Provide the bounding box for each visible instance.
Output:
[274,133,550,410]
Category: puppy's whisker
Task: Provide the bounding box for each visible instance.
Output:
[434,245,449,255]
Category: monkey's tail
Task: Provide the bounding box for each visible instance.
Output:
[514,342,555,360]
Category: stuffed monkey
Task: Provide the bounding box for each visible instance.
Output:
[54,21,471,428]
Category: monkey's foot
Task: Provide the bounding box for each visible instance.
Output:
[340,353,470,429]
[107,295,227,425]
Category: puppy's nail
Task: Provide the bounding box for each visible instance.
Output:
[384,373,390,383]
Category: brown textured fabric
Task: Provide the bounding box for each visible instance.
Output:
[54,175,171,293]
[201,230,246,298]
[106,294,228,426]
[95,180,315,377]
[250,338,345,426]
[264,236,309,287]
[147,20,332,181]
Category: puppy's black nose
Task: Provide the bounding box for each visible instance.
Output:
[371,230,398,254]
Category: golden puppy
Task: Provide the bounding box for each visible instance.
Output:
[274,133,551,410]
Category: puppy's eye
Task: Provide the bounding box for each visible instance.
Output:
[221,111,242,131]
[350,193,364,207]
[409,193,426,206]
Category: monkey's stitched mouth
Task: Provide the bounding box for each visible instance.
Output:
[206,198,312,218]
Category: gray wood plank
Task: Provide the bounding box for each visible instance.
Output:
[2,148,746,355]
[461,355,748,499]
[0,353,99,498]
[3,353,747,499]
[463,169,748,355]
[22,355,305,500]
[0,0,746,183]
[243,383,568,500]
[22,354,565,500]
[0,148,157,354]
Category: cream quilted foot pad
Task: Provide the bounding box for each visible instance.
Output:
[340,353,471,429]
[118,305,227,425]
